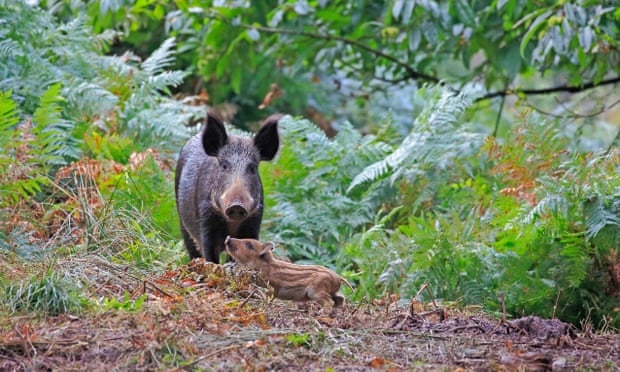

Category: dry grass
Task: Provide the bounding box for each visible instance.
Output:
[0,257,618,371]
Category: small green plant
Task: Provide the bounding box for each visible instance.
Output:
[3,270,87,316]
[285,332,312,348]
[103,292,147,312]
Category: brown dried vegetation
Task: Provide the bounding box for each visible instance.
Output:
[0,258,618,371]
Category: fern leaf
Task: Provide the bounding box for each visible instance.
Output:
[348,159,392,191]
[0,38,21,59]
[524,194,568,224]
[141,38,177,75]
[63,81,118,118]
[146,71,187,91]
[348,83,485,193]
[0,90,19,133]
[584,196,620,241]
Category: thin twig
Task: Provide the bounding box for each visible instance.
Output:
[492,80,509,137]
[423,284,438,309]
[479,76,620,102]
[606,129,620,155]
[184,345,240,368]
[552,289,561,319]
[500,292,507,323]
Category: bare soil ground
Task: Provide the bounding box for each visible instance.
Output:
[1,259,618,371]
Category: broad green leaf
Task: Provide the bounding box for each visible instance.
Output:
[578,27,594,51]
[401,0,415,24]
[519,10,553,58]
[453,0,476,26]
[408,28,421,51]
[497,40,521,78]
[230,63,242,94]
[392,0,404,19]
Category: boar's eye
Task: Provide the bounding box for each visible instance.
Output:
[245,242,254,250]
[247,163,257,175]
[220,160,231,171]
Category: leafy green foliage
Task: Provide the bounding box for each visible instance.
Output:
[1,2,203,164]
[261,116,392,263]
[0,1,107,114]
[336,87,620,327]
[0,85,68,205]
[103,154,180,241]
[81,0,620,128]
[349,84,486,208]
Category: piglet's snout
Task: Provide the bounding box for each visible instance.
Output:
[224,235,236,252]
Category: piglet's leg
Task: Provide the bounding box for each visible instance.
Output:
[332,293,345,307]
[307,287,334,310]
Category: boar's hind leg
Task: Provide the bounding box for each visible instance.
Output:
[181,224,201,259]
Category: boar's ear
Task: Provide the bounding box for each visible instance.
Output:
[202,112,228,156]
[254,114,281,161]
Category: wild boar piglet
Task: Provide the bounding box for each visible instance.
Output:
[224,236,352,308]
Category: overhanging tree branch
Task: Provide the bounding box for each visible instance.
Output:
[208,14,620,103]
[206,14,440,84]
[477,76,620,102]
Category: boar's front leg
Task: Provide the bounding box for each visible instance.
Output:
[199,217,227,263]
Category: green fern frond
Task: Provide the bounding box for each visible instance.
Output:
[0,90,19,133]
[583,196,620,241]
[63,81,119,118]
[141,37,177,75]
[558,231,590,288]
[146,71,187,91]
[0,38,20,59]
[32,83,80,164]
[524,194,569,225]
[348,84,485,192]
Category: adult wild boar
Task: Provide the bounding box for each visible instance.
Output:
[175,112,280,263]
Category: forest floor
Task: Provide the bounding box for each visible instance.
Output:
[1,258,619,371]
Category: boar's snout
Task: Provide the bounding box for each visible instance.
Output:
[225,203,249,220]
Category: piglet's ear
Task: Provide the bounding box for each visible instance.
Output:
[258,243,274,260]
[202,112,228,157]
[254,114,281,161]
